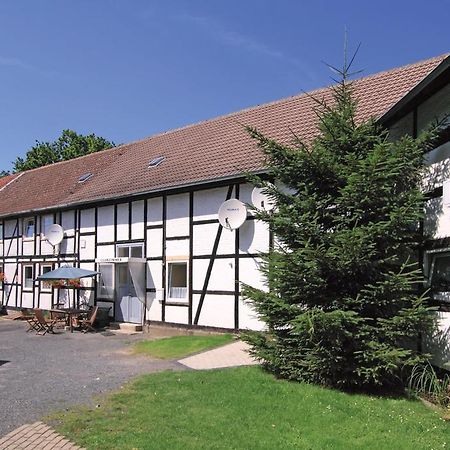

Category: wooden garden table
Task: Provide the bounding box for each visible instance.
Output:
[50,308,88,333]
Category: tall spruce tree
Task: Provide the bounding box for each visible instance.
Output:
[242,62,442,390]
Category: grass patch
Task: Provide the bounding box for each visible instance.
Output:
[50,366,449,450]
[131,333,234,359]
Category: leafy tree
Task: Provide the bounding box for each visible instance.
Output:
[242,62,442,391]
[0,170,10,177]
[11,129,115,172]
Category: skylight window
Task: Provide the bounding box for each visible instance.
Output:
[148,156,165,168]
[78,173,93,183]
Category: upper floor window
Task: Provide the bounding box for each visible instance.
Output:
[41,215,53,238]
[0,222,3,241]
[23,218,35,239]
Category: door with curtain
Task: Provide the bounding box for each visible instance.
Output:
[116,264,142,323]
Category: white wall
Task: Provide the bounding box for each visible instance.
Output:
[1,181,268,329]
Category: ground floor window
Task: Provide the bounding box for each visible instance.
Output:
[168,262,188,300]
[23,265,34,290]
[427,250,450,303]
[98,263,114,299]
[41,264,53,291]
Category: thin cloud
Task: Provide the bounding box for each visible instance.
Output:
[0,56,55,77]
[0,56,36,70]
[174,13,316,82]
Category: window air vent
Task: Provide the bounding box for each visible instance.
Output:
[78,173,93,183]
[148,156,165,168]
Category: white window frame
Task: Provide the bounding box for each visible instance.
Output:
[116,243,144,258]
[425,247,450,285]
[167,260,189,302]
[23,217,35,240]
[425,248,450,304]
[22,264,34,291]
[40,263,53,292]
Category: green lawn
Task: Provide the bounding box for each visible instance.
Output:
[131,334,234,359]
[50,366,449,450]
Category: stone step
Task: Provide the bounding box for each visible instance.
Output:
[109,322,143,332]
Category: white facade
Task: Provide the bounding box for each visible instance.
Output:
[387,81,450,368]
[0,58,449,340]
[0,181,268,330]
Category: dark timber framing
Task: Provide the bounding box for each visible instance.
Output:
[0,177,264,329]
[193,184,234,326]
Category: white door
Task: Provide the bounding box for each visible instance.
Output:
[116,264,142,324]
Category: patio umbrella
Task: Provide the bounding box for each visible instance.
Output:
[36,266,99,280]
[37,266,99,310]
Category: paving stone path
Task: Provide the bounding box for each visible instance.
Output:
[1,325,258,449]
[0,422,84,449]
[178,340,258,369]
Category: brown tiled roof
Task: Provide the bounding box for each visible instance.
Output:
[0,173,19,191]
[0,54,447,218]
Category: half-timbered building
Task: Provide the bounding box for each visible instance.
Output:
[0,54,449,343]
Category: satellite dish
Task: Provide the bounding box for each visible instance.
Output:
[45,224,64,246]
[277,182,296,196]
[218,199,247,230]
[251,186,275,211]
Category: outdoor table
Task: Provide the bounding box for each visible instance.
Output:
[50,308,89,333]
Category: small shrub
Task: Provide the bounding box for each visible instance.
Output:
[408,362,450,407]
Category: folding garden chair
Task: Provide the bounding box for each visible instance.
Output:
[34,309,57,335]
[78,306,98,333]
[25,313,42,333]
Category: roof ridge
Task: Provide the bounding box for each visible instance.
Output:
[352,53,449,84]
[116,53,449,141]
[10,53,448,178]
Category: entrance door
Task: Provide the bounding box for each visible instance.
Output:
[116,264,142,324]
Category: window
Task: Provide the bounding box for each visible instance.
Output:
[23,265,34,290]
[148,156,165,168]
[78,173,93,183]
[168,262,188,300]
[429,253,450,290]
[23,218,35,239]
[98,263,114,298]
[0,222,3,241]
[41,264,53,291]
[41,215,53,237]
[116,244,144,258]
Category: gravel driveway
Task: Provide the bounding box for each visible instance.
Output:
[0,319,183,437]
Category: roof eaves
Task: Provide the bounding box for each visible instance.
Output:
[379,54,450,125]
[0,169,268,220]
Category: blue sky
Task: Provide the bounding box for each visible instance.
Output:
[0,0,448,172]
